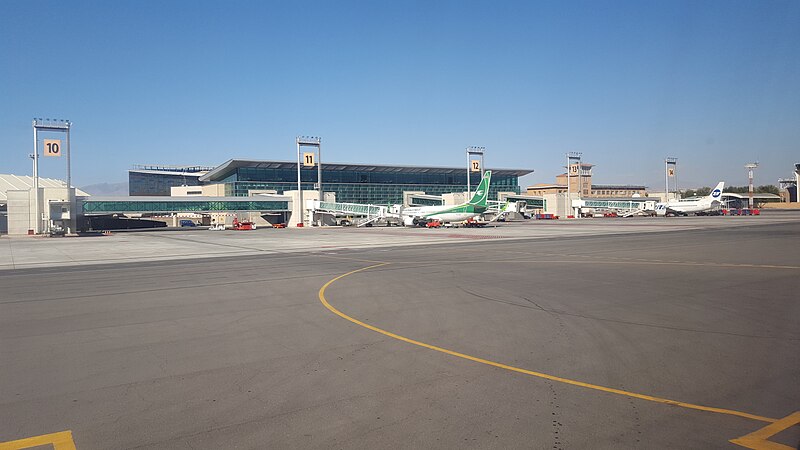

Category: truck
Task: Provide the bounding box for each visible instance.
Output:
[232,217,256,230]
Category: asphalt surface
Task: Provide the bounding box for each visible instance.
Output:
[1,220,798,449]
[3,212,800,271]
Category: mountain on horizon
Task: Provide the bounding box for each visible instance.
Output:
[80,181,129,196]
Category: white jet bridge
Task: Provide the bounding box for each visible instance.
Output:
[312,201,395,227]
[573,198,657,217]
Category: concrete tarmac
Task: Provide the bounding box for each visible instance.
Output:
[1,217,798,449]
[1,212,800,271]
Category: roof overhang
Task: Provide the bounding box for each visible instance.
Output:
[199,159,533,182]
[720,193,781,199]
[129,169,205,177]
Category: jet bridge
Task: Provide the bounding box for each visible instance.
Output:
[497,193,545,211]
[573,198,657,217]
[311,201,397,227]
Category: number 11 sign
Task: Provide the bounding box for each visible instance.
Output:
[303,152,316,167]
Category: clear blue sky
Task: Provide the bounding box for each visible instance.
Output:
[1,0,798,190]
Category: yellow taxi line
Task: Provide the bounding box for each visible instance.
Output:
[318,263,779,425]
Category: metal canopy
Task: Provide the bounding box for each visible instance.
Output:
[200,159,533,182]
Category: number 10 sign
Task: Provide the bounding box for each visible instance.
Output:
[44,139,62,157]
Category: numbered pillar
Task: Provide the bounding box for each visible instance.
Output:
[32,119,73,234]
[296,136,322,226]
[466,146,485,198]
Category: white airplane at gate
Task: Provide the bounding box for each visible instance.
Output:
[399,171,492,226]
[655,182,724,216]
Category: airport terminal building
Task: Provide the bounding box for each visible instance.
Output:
[130,160,532,205]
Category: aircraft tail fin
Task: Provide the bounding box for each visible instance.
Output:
[709,182,724,200]
[468,171,492,206]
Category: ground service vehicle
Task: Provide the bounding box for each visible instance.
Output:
[232,218,256,230]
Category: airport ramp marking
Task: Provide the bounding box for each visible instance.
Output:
[319,263,784,428]
[730,411,800,450]
[0,430,76,450]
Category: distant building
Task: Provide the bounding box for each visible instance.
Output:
[0,174,90,235]
[527,163,646,198]
[778,163,800,203]
[128,165,214,196]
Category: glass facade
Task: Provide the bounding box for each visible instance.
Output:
[236,167,493,185]
[227,181,516,204]
[129,161,527,205]
[226,167,520,204]
[408,196,444,206]
[129,172,201,196]
[83,199,288,214]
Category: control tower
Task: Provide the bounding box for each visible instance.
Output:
[779,163,800,202]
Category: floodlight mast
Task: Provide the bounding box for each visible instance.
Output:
[466,146,485,197]
[745,162,758,209]
[32,121,39,233]
[665,157,678,201]
[566,152,582,218]
[31,118,73,234]
[296,136,322,226]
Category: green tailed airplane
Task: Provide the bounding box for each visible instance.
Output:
[401,171,492,226]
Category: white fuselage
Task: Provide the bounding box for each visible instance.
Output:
[656,182,725,216]
[400,205,480,225]
[656,197,719,215]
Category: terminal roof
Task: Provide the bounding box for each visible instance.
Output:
[720,192,781,199]
[592,184,648,189]
[200,159,534,182]
[129,169,207,177]
[0,174,89,204]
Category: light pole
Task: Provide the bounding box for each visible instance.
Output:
[665,157,677,201]
[566,152,582,217]
[32,118,72,234]
[32,122,39,233]
[296,136,322,226]
[296,139,302,224]
[745,162,758,209]
[466,146,485,198]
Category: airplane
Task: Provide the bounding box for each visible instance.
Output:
[399,170,493,226]
[655,182,724,216]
